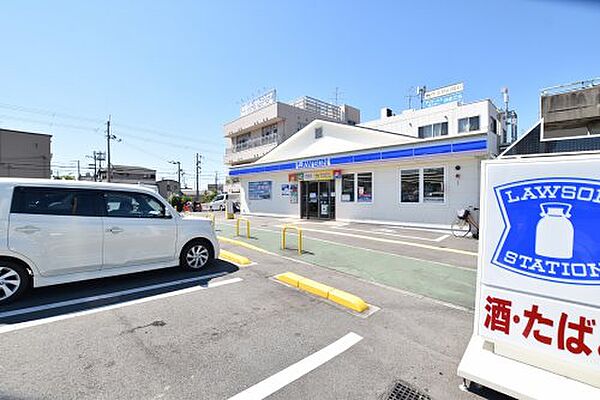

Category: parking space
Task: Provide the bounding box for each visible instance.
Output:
[0,213,513,400]
[0,240,506,400]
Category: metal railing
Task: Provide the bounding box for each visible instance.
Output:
[227,132,280,154]
[289,96,342,121]
[541,78,600,96]
[281,225,303,255]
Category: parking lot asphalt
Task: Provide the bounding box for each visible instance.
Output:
[1,216,511,400]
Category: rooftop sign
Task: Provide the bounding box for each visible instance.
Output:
[423,83,464,108]
[240,89,277,116]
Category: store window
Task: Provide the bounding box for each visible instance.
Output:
[458,116,480,133]
[341,174,355,202]
[357,172,373,203]
[418,122,448,138]
[423,167,445,203]
[400,169,420,203]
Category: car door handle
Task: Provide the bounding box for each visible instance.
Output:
[15,225,40,234]
[106,227,124,234]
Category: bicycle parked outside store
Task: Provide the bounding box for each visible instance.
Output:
[451,206,479,239]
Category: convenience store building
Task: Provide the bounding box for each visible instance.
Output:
[228,99,503,228]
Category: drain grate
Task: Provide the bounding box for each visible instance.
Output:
[386,380,431,400]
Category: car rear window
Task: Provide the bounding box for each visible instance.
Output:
[11,187,102,217]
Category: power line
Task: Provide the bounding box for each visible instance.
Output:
[0,101,223,148]
[0,102,104,124]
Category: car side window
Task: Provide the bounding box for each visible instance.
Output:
[104,191,168,218]
[11,187,102,217]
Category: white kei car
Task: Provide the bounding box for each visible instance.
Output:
[0,179,219,305]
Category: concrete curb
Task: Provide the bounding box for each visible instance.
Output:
[219,249,252,266]
[275,272,369,313]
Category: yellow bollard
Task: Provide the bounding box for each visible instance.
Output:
[281,225,303,255]
[236,217,251,238]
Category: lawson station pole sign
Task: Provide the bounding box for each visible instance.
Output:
[458,154,600,399]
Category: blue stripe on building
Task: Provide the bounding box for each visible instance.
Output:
[229,139,487,176]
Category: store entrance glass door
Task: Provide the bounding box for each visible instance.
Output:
[300,180,335,220]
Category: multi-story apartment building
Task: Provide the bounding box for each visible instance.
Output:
[0,128,52,178]
[224,92,360,166]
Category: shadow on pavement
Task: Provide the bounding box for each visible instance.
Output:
[0,260,239,324]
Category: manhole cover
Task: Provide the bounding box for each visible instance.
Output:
[386,380,431,400]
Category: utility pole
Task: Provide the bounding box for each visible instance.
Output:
[214,171,218,190]
[76,160,81,180]
[105,116,120,182]
[169,160,182,187]
[106,116,111,182]
[195,153,202,200]
[91,153,97,181]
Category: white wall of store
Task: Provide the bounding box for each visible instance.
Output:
[238,155,481,227]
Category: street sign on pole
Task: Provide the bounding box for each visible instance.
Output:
[458,154,600,399]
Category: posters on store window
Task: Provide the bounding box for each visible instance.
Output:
[248,181,272,200]
[289,183,298,204]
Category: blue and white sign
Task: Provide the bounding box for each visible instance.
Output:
[295,157,330,170]
[458,155,600,396]
[422,82,464,108]
[423,92,463,108]
[492,178,600,285]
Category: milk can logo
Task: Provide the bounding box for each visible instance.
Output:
[492,178,600,285]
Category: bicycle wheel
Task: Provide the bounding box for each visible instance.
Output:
[451,218,471,238]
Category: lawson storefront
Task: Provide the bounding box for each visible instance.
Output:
[229,121,496,228]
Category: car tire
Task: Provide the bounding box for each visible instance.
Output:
[0,261,30,305]
[180,240,214,270]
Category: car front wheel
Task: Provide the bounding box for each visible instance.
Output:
[0,261,30,305]
[180,240,213,270]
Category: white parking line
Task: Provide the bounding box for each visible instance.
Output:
[0,276,242,334]
[433,234,450,242]
[228,332,363,400]
[0,271,229,319]
[274,225,477,257]
[328,225,448,242]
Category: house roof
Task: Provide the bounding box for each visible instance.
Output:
[256,120,413,164]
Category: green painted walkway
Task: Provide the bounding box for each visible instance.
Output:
[217,223,476,309]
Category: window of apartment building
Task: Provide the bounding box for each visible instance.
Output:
[418,122,448,138]
[458,116,480,133]
[261,124,278,144]
[490,117,497,134]
[341,174,355,202]
[423,167,445,203]
[400,169,420,203]
[400,167,445,203]
[235,133,251,150]
[357,172,373,203]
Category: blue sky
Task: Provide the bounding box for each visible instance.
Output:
[0,0,598,188]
